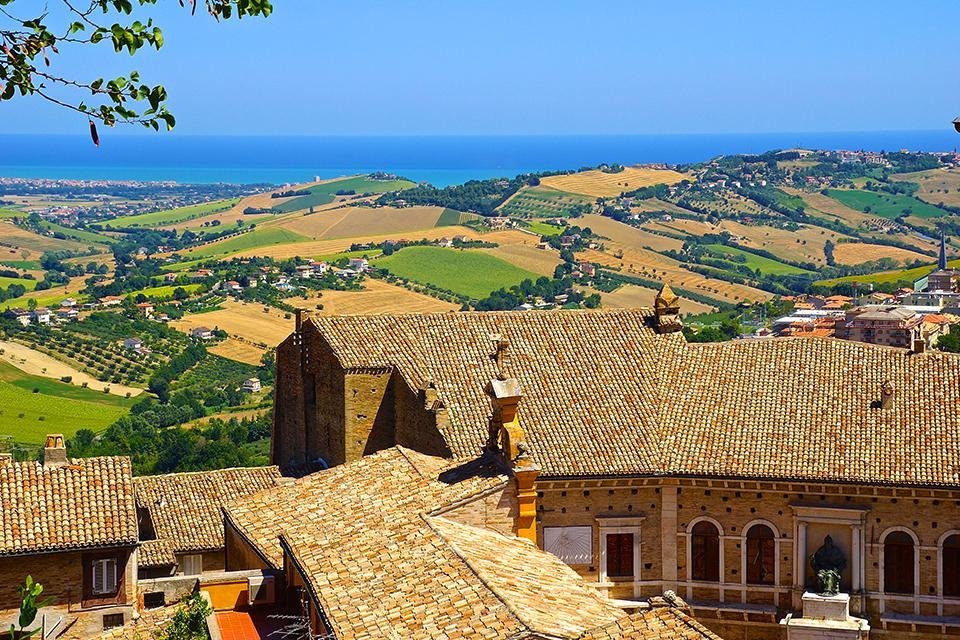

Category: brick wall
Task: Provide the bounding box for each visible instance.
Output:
[443,483,517,537]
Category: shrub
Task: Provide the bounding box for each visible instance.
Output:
[60,376,72,383]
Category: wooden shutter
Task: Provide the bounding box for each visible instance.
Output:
[92,560,105,595]
[944,535,960,597]
[692,521,720,582]
[746,525,775,585]
[606,533,634,578]
[884,532,915,594]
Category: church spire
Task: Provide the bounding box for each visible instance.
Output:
[939,231,948,271]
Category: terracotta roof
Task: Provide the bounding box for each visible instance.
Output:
[579,608,722,640]
[134,466,282,561]
[0,457,137,556]
[138,538,176,568]
[231,447,711,640]
[307,310,670,477]
[304,310,960,486]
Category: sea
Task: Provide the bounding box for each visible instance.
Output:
[1,130,958,187]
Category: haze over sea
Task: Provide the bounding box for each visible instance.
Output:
[2,130,958,187]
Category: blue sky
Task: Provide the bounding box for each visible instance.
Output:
[3,0,959,135]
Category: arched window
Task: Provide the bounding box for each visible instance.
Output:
[943,534,960,597]
[884,530,915,594]
[745,524,776,585]
[691,521,720,582]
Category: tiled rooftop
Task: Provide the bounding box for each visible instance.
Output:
[228,447,714,640]
[306,309,960,486]
[134,466,282,565]
[0,456,137,556]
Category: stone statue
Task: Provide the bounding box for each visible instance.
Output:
[810,535,846,596]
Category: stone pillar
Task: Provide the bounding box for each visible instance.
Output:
[660,480,679,592]
[851,524,862,593]
[797,522,808,591]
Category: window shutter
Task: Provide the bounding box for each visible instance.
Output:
[106,558,117,593]
[92,561,104,594]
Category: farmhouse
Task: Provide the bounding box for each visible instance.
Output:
[136,301,154,317]
[190,326,214,340]
[31,306,51,324]
[0,437,139,638]
[272,295,960,640]
[241,377,262,392]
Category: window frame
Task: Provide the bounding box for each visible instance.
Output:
[181,553,204,576]
[605,532,635,579]
[881,528,918,596]
[940,531,960,598]
[744,522,777,586]
[689,518,722,583]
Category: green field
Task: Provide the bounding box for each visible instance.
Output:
[0,276,38,291]
[498,185,594,218]
[103,198,240,228]
[0,260,42,270]
[130,283,203,300]
[770,188,806,210]
[817,258,951,287]
[525,221,565,237]
[825,189,946,220]
[375,246,538,299]
[0,208,21,219]
[0,290,83,312]
[188,227,309,258]
[39,221,115,245]
[0,361,133,445]
[272,176,416,213]
[435,208,481,227]
[703,244,813,276]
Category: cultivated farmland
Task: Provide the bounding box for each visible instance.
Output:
[278,205,449,239]
[831,242,930,266]
[541,167,689,198]
[592,283,715,315]
[892,168,960,208]
[0,361,132,445]
[185,227,309,259]
[272,176,416,213]
[376,246,539,299]
[103,199,241,228]
[0,340,143,397]
[825,189,946,220]
[498,186,594,218]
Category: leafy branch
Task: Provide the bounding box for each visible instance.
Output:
[0,0,272,141]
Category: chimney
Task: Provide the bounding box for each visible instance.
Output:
[654,284,683,334]
[42,434,67,469]
[485,377,540,545]
[295,308,313,332]
[880,380,894,410]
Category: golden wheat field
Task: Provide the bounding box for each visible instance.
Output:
[477,230,562,276]
[229,226,480,260]
[588,284,715,315]
[277,206,447,239]
[892,169,960,208]
[208,339,268,366]
[576,246,771,304]
[831,242,930,266]
[540,167,689,198]
[581,214,684,253]
[171,299,295,349]
[309,279,458,315]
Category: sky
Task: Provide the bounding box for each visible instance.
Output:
[2,0,960,136]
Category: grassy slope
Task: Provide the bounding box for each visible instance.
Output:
[375,246,538,299]
[103,199,240,228]
[525,221,565,236]
[825,189,945,220]
[703,244,813,276]
[273,176,416,213]
[130,283,203,299]
[0,276,38,291]
[39,221,115,245]
[187,227,309,258]
[817,259,952,286]
[0,360,133,444]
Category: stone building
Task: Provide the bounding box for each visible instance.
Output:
[0,436,140,637]
[225,445,719,640]
[272,298,960,640]
[134,466,283,578]
[834,305,924,350]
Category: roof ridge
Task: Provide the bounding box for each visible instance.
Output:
[135,464,280,481]
[423,516,539,637]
